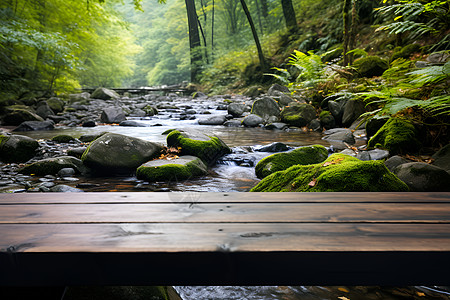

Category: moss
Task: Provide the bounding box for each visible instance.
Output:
[166,130,231,165]
[391,44,421,61]
[0,134,9,148]
[280,103,317,127]
[136,156,207,182]
[161,129,176,135]
[319,110,331,118]
[255,145,328,179]
[51,134,75,143]
[251,153,409,192]
[352,56,389,78]
[367,118,421,155]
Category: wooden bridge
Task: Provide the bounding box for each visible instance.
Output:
[1,192,450,287]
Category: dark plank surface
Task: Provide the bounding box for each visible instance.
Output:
[1,192,449,286]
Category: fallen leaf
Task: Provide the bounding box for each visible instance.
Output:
[416,292,426,297]
[338,287,349,293]
[308,179,317,187]
[338,297,350,300]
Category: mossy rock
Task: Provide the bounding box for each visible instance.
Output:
[0,134,39,163]
[280,103,317,127]
[255,145,329,179]
[319,110,335,129]
[136,155,208,182]
[251,153,409,192]
[166,129,231,166]
[2,106,44,126]
[391,44,421,62]
[47,97,65,113]
[352,56,389,78]
[51,134,76,143]
[368,118,421,155]
[19,156,86,176]
[143,105,158,116]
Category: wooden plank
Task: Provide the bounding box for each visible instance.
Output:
[1,192,450,204]
[1,223,450,252]
[0,203,450,224]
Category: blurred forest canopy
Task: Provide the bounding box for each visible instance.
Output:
[0,0,449,99]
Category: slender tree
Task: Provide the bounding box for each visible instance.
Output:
[280,0,297,31]
[185,0,202,82]
[342,0,351,66]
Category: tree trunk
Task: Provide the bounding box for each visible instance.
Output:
[185,0,202,82]
[348,0,357,65]
[342,0,351,66]
[211,0,215,53]
[260,0,268,18]
[239,0,267,72]
[254,0,264,35]
[280,0,297,31]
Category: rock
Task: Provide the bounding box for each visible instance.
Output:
[427,52,449,64]
[308,119,322,131]
[264,122,287,130]
[13,120,54,131]
[35,101,55,119]
[51,135,76,143]
[79,132,107,143]
[393,162,450,192]
[91,87,120,100]
[67,147,87,159]
[251,153,409,192]
[267,83,290,95]
[2,106,44,125]
[384,155,411,172]
[119,120,149,127]
[223,120,242,127]
[227,103,246,117]
[319,111,335,130]
[100,107,126,124]
[166,129,231,166]
[251,97,281,121]
[136,155,208,182]
[129,108,146,117]
[243,86,264,97]
[415,61,430,68]
[368,118,421,155]
[57,168,76,177]
[143,105,157,116]
[69,92,90,102]
[255,145,329,179]
[328,100,347,125]
[50,184,84,192]
[193,92,207,98]
[342,100,365,127]
[0,134,39,163]
[280,103,316,127]
[255,142,290,153]
[391,44,421,61]
[431,144,450,173]
[366,149,389,160]
[322,128,355,145]
[216,104,228,110]
[19,156,86,176]
[242,114,264,127]
[365,117,388,137]
[198,115,227,125]
[48,115,67,123]
[47,97,65,113]
[81,133,163,174]
[353,56,389,78]
[82,120,96,127]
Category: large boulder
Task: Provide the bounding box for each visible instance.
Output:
[393,162,450,192]
[2,105,44,125]
[81,133,163,174]
[328,100,347,125]
[0,134,39,163]
[91,87,120,100]
[46,97,65,113]
[322,128,355,147]
[69,92,90,103]
[35,101,55,119]
[19,156,86,176]
[353,56,389,78]
[166,129,231,166]
[198,115,227,125]
[342,99,366,127]
[100,107,126,124]
[13,120,54,131]
[432,143,450,173]
[251,153,409,192]
[136,155,208,182]
[280,103,316,127]
[368,118,421,155]
[242,114,264,127]
[255,145,328,179]
[250,97,281,121]
[227,103,247,117]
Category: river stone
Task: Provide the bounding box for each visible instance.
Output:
[322,128,355,145]
[57,168,76,177]
[81,133,163,174]
[328,100,347,125]
[223,120,242,127]
[267,83,290,95]
[342,100,366,127]
[47,97,65,113]
[319,111,335,130]
[255,142,290,153]
[198,115,227,125]
[384,155,411,172]
[100,107,126,123]
[251,97,281,121]
[427,52,449,64]
[129,108,146,117]
[35,101,55,119]
[50,184,84,192]
[2,106,44,126]
[393,162,450,192]
[19,156,86,176]
[228,103,246,117]
[67,147,88,159]
[119,120,149,127]
[308,119,322,132]
[242,114,264,127]
[280,103,316,128]
[69,92,90,102]
[82,120,96,127]
[91,87,120,100]
[264,122,287,130]
[136,155,208,182]
[166,129,231,166]
[255,145,329,179]
[432,143,450,173]
[251,153,409,192]
[0,134,39,163]
[13,120,55,131]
